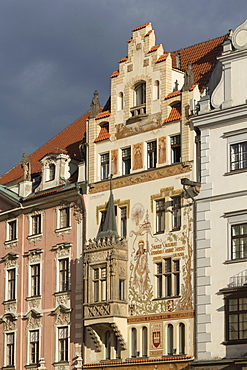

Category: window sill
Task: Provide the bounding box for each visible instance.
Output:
[153,295,180,301]
[171,227,181,232]
[154,231,164,235]
[222,339,247,346]
[53,361,69,366]
[4,299,17,304]
[27,234,42,244]
[55,227,71,236]
[54,290,71,295]
[224,257,247,264]
[4,239,18,247]
[224,168,247,176]
[26,295,41,300]
[2,366,15,369]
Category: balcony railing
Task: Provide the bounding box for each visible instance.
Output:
[228,269,247,288]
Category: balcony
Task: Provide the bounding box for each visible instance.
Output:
[228,269,247,288]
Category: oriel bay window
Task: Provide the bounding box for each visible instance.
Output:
[231,223,247,260]
[93,266,107,302]
[225,294,247,342]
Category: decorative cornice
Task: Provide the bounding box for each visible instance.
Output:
[90,164,191,194]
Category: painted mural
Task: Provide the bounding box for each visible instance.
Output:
[158,136,166,164]
[111,149,118,175]
[129,203,193,316]
[132,143,143,170]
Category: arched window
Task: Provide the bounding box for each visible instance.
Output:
[179,323,185,354]
[167,324,173,355]
[153,80,159,100]
[46,163,55,182]
[142,326,148,357]
[105,330,111,359]
[134,82,146,106]
[118,92,123,110]
[131,328,137,358]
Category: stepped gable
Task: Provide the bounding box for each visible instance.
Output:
[171,35,227,91]
[0,111,89,186]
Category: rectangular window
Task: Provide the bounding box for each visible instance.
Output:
[59,207,70,229]
[120,207,127,238]
[29,330,39,364]
[59,258,69,292]
[31,214,41,235]
[147,141,157,169]
[172,196,181,230]
[122,147,131,175]
[93,267,107,302]
[6,332,15,366]
[171,135,181,163]
[230,142,247,171]
[155,259,180,298]
[7,269,16,301]
[231,223,247,260]
[99,210,107,232]
[226,296,247,342]
[101,153,110,180]
[58,327,69,361]
[31,264,40,296]
[7,220,17,241]
[156,199,165,233]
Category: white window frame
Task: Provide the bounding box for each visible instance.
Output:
[28,263,41,297]
[28,329,40,365]
[100,152,110,181]
[56,325,70,363]
[29,213,42,236]
[4,331,15,367]
[225,210,247,262]
[92,265,107,303]
[224,128,247,173]
[56,257,70,293]
[5,267,17,302]
[6,218,17,242]
[56,204,71,231]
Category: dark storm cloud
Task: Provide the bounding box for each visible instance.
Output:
[0,0,246,176]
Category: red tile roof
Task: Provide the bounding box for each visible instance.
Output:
[127,37,133,43]
[132,23,151,32]
[26,186,64,200]
[145,30,153,37]
[119,57,128,63]
[156,53,169,63]
[0,111,89,185]
[148,44,161,53]
[171,35,227,91]
[94,126,111,143]
[95,111,111,120]
[110,70,119,78]
[165,91,182,100]
[164,104,182,123]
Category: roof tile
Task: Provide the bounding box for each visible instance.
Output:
[94,127,111,143]
[0,111,89,185]
[119,57,128,63]
[164,104,182,123]
[95,111,111,120]
[171,35,227,91]
[148,44,161,53]
[110,71,119,78]
[156,53,168,63]
[165,91,182,99]
[132,23,151,32]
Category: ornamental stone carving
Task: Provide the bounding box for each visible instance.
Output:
[232,19,247,50]
[27,316,41,329]
[4,301,17,314]
[73,202,83,224]
[56,311,70,325]
[3,317,16,331]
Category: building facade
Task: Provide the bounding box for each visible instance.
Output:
[0,115,88,369]
[192,19,247,370]
[0,20,234,370]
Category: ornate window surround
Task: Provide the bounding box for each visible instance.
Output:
[55,202,72,237]
[4,217,18,248]
[52,243,72,299]
[2,253,19,304]
[151,187,183,233]
[24,249,43,308]
[27,210,44,245]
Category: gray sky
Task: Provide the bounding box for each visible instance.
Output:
[0,0,246,177]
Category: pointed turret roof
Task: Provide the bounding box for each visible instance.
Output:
[96,189,119,240]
